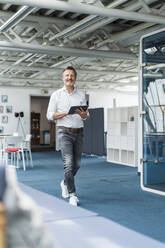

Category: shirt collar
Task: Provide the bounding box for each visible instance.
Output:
[62,86,77,94]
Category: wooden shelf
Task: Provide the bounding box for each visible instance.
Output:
[31,112,40,145]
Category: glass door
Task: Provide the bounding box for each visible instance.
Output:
[140,29,165,195]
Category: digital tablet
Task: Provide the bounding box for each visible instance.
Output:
[68,105,88,114]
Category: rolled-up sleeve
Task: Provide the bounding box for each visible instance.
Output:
[46,92,57,121]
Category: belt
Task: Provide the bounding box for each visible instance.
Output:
[58,126,84,134]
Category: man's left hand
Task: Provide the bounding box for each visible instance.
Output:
[75,107,89,119]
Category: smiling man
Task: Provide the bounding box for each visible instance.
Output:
[47,66,89,206]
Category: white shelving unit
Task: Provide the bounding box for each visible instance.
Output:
[107,106,138,167]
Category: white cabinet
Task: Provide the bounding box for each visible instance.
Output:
[107,106,138,167]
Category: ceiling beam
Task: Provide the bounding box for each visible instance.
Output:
[0,41,137,60]
[1,0,165,24]
[49,0,128,41]
[97,23,155,47]
[0,76,123,85]
[0,10,75,26]
[0,62,137,76]
[0,6,35,32]
[64,0,158,40]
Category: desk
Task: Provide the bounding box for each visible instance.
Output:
[0,134,12,141]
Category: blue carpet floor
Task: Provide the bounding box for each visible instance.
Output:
[16,151,165,243]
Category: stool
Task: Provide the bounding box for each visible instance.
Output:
[3,136,26,171]
[4,148,19,168]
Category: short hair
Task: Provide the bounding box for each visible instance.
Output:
[62,66,77,78]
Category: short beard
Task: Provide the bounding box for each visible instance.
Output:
[65,82,74,87]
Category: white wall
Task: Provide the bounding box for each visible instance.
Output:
[0,87,54,136]
[0,86,138,135]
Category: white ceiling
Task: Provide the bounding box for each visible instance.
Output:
[0,0,164,91]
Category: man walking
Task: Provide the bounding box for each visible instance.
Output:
[47,66,89,206]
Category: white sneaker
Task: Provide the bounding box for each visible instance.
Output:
[60,180,69,198]
[69,195,79,206]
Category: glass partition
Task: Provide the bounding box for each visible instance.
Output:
[140,28,165,195]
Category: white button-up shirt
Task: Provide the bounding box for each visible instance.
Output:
[47,86,87,128]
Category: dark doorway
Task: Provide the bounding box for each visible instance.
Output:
[30,96,55,151]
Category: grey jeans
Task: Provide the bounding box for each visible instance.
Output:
[58,129,84,194]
